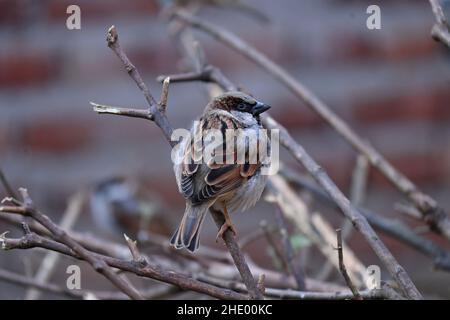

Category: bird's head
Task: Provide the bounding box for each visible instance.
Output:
[206,91,271,117]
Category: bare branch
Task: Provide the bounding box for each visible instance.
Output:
[0,168,18,199]
[197,273,403,300]
[159,77,171,111]
[318,155,369,281]
[157,70,210,83]
[95,25,262,300]
[336,229,362,300]
[1,189,144,300]
[172,9,450,243]
[1,210,347,293]
[429,0,450,48]
[124,234,147,266]
[259,219,287,271]
[104,25,174,145]
[267,175,366,286]
[25,192,84,300]
[267,113,421,298]
[107,26,157,106]
[395,203,423,220]
[257,274,266,295]
[163,11,423,298]
[0,225,249,300]
[238,226,277,249]
[281,168,450,272]
[0,268,177,300]
[91,102,153,120]
[273,207,306,290]
[210,208,264,299]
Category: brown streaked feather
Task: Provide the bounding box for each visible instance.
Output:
[179,112,263,206]
[240,163,260,178]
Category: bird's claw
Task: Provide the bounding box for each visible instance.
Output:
[215,221,237,242]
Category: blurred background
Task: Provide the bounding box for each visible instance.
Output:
[1,0,450,299]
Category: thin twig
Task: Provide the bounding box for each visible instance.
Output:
[273,207,306,290]
[97,15,419,299]
[210,208,264,299]
[1,189,144,300]
[124,234,147,265]
[336,229,362,300]
[429,0,450,48]
[105,25,174,145]
[0,267,98,300]
[196,273,403,300]
[259,220,288,271]
[91,102,153,120]
[281,168,450,272]
[0,226,248,300]
[1,211,347,292]
[238,226,277,249]
[159,77,171,111]
[318,155,369,281]
[265,117,421,299]
[0,169,18,199]
[25,192,84,300]
[0,268,177,300]
[267,175,366,287]
[395,203,423,220]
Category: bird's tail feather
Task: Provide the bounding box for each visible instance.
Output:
[170,202,209,252]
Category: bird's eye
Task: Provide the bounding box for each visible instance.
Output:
[237,103,247,111]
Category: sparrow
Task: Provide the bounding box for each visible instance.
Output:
[170,91,271,252]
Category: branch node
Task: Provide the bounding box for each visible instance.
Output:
[21,222,32,235]
[124,233,147,266]
[18,188,33,209]
[159,77,170,111]
[257,274,266,295]
[107,25,118,47]
[0,231,9,250]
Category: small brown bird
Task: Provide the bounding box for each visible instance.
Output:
[170,91,271,252]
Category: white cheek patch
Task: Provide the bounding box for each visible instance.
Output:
[230,110,258,127]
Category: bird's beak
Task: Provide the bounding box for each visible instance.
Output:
[252,102,271,116]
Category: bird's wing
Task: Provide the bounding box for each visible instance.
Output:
[179,114,263,205]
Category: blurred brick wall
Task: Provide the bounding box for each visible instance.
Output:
[1,0,450,296]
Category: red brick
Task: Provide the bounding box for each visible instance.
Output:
[329,34,378,63]
[352,87,450,124]
[283,155,354,191]
[286,149,448,193]
[21,118,93,153]
[270,102,324,130]
[328,32,437,64]
[143,176,185,207]
[47,0,159,22]
[383,35,437,62]
[320,156,354,190]
[0,52,60,88]
[369,151,448,188]
[0,1,27,27]
[128,43,178,74]
[204,34,303,73]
